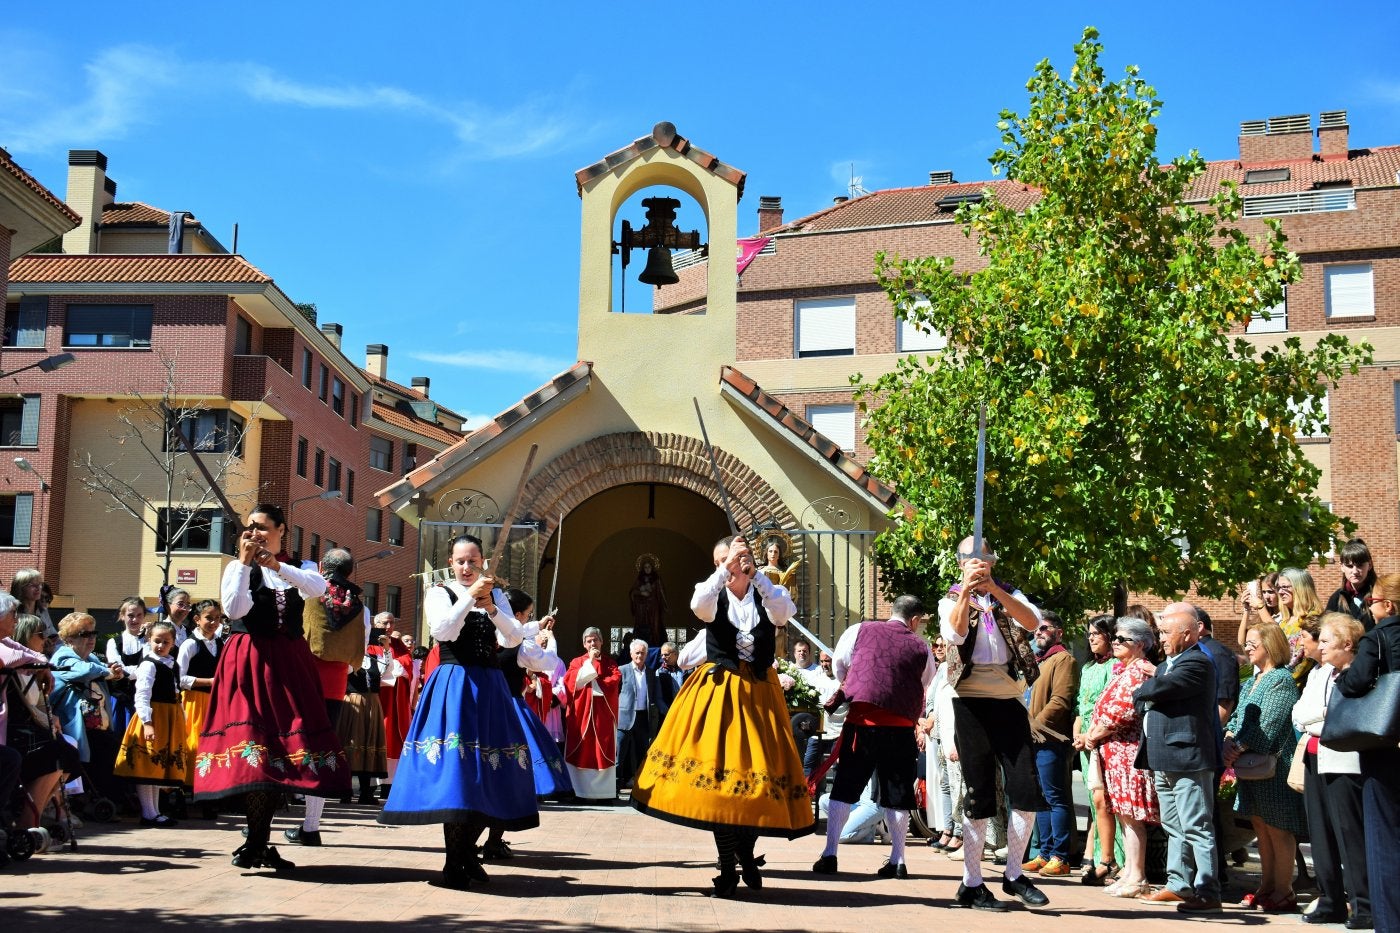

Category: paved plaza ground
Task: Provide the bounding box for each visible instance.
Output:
[4,796,1322,932]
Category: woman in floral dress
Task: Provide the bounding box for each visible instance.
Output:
[1079,616,1159,899]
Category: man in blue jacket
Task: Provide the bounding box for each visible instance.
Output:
[1133,605,1223,914]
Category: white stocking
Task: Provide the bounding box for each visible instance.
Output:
[885,808,910,865]
[960,816,988,886]
[823,799,852,857]
[1004,808,1035,881]
[302,795,325,832]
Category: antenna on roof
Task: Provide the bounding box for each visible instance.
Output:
[848,163,869,199]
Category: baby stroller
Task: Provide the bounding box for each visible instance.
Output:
[2,661,78,860]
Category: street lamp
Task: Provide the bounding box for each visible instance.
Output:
[13,456,50,571]
[288,488,342,517]
[0,352,76,380]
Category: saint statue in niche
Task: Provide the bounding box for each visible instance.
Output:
[629,554,667,647]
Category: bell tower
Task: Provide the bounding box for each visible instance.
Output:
[574,122,744,381]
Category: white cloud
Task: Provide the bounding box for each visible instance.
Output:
[458,411,498,431]
[0,43,571,160]
[1365,78,1400,105]
[0,44,179,153]
[410,349,575,381]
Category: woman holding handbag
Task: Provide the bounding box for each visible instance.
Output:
[1293,613,1369,928]
[1333,573,1400,933]
[1225,623,1303,912]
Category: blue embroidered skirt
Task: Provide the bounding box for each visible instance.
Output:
[378,663,540,829]
[513,697,572,797]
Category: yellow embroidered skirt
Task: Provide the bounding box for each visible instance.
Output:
[181,690,211,784]
[630,661,814,838]
[114,701,189,786]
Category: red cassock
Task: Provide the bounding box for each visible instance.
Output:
[367,640,413,760]
[523,671,553,722]
[563,653,621,771]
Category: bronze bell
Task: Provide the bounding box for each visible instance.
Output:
[638,246,679,287]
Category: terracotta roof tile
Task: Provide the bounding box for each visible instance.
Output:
[99,201,205,227]
[365,372,467,423]
[371,400,463,446]
[576,122,746,198]
[719,365,902,512]
[773,180,1040,234]
[0,149,81,224]
[8,253,273,285]
[771,146,1400,233]
[376,362,594,506]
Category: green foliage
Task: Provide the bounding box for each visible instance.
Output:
[854,27,1371,620]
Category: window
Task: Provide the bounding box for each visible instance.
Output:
[1246,288,1287,334]
[64,304,152,348]
[404,443,418,474]
[309,533,321,561]
[327,457,341,493]
[388,514,405,547]
[1325,264,1374,319]
[361,582,378,614]
[1244,167,1291,184]
[347,469,355,505]
[385,585,401,617]
[366,508,382,542]
[0,493,33,547]
[808,403,857,451]
[234,316,253,355]
[795,297,856,357]
[370,436,393,472]
[296,437,308,477]
[292,526,304,562]
[349,393,359,428]
[898,302,947,352]
[0,395,40,447]
[154,508,235,555]
[301,349,313,389]
[4,297,46,348]
[331,378,345,417]
[318,365,329,402]
[1289,393,1330,438]
[314,448,324,487]
[167,409,244,456]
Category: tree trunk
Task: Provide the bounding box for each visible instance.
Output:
[1112,579,1128,618]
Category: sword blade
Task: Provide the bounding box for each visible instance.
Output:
[786,616,833,658]
[972,403,986,558]
[547,510,564,615]
[694,397,740,535]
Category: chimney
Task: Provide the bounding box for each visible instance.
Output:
[833,196,849,204]
[366,343,388,379]
[1239,114,1314,164]
[1317,110,1349,161]
[320,322,343,349]
[757,196,783,233]
[62,150,111,254]
[928,171,955,186]
[411,376,430,397]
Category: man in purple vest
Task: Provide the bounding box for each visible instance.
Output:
[812,595,935,879]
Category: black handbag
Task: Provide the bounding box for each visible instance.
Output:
[1321,669,1400,752]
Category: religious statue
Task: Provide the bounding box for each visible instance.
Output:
[758,532,802,590]
[629,554,668,646]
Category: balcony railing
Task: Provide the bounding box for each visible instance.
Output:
[1243,188,1355,217]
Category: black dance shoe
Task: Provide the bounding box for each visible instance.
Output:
[1002,875,1050,907]
[876,860,910,879]
[711,869,740,898]
[812,854,839,874]
[463,857,489,884]
[442,863,472,890]
[283,827,322,846]
[955,882,1008,911]
[739,854,764,889]
[232,843,296,871]
[481,839,513,860]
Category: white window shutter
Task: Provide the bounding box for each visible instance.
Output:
[796,298,856,355]
[808,404,856,451]
[12,493,32,547]
[1325,264,1374,318]
[19,396,39,446]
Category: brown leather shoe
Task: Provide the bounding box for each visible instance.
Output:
[1143,888,1187,903]
[1177,896,1223,914]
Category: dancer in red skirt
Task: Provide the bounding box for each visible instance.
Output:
[193,503,350,870]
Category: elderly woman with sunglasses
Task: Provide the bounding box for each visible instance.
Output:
[1077,617,1160,898]
[49,612,125,765]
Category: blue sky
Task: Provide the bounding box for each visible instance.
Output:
[4,2,1398,425]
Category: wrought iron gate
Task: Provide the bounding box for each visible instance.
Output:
[413,519,543,637]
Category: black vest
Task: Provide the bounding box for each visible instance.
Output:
[347,658,381,695]
[706,587,776,674]
[437,585,500,669]
[230,567,306,638]
[184,637,221,692]
[497,646,526,695]
[147,658,179,705]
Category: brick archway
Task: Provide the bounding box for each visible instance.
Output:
[523,431,795,536]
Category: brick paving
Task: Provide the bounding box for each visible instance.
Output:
[6,798,1311,932]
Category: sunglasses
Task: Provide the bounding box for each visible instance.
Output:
[1112,635,1134,644]
[1036,624,1057,633]
[73,631,97,638]
[1243,640,1260,649]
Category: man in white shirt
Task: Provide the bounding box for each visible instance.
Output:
[616,639,659,790]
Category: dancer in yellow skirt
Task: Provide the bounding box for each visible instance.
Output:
[114,619,187,826]
[631,535,813,897]
[177,600,223,814]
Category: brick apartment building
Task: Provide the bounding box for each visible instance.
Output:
[656,110,1400,626]
[2,150,463,634]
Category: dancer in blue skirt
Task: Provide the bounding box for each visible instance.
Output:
[378,534,539,888]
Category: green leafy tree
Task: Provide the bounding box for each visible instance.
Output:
[854,28,1372,619]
